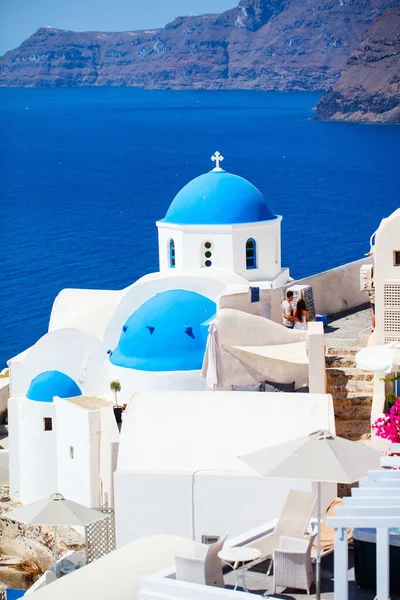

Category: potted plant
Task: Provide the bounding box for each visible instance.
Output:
[372,397,400,468]
[110,380,122,424]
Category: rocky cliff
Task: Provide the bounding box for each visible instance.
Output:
[0,0,399,90]
[317,6,400,122]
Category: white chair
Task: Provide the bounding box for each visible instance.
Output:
[246,489,317,574]
[175,536,226,587]
[272,534,316,595]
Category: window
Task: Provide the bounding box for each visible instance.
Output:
[201,535,220,545]
[43,417,52,431]
[203,241,213,267]
[246,238,257,269]
[169,239,175,268]
[251,287,260,303]
[70,446,75,459]
[394,251,400,266]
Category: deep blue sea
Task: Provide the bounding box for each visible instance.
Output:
[0,88,399,366]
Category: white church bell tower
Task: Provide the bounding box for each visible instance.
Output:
[156,152,289,286]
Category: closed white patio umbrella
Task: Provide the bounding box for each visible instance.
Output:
[356,344,400,373]
[5,493,106,567]
[201,322,223,389]
[239,430,381,600]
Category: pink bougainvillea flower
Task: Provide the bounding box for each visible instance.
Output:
[372,398,400,443]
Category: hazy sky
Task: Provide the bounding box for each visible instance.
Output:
[0,0,236,56]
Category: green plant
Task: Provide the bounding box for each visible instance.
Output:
[381,373,400,411]
[110,380,121,406]
[387,392,398,406]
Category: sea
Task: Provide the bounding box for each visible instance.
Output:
[0,87,399,367]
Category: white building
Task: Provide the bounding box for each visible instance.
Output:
[366,208,400,419]
[7,154,332,543]
[114,390,336,546]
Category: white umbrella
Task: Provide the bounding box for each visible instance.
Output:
[5,493,106,567]
[356,344,400,373]
[201,322,223,389]
[239,430,382,599]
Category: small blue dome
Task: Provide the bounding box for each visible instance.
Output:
[110,290,216,371]
[26,371,82,403]
[162,171,276,225]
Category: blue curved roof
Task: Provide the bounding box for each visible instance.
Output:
[110,290,216,372]
[26,370,82,403]
[162,170,276,225]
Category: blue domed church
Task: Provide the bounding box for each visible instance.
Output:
[7,152,292,507]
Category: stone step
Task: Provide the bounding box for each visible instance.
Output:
[335,419,371,441]
[329,389,374,401]
[327,378,374,394]
[325,355,357,368]
[326,368,374,382]
[326,345,360,356]
[333,399,372,421]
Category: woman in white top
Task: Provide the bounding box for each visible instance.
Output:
[293,298,309,330]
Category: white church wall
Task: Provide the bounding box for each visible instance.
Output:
[8,328,103,398]
[157,222,234,272]
[49,288,123,338]
[56,398,101,508]
[103,271,246,352]
[232,218,282,281]
[157,219,282,283]
[108,366,208,404]
[9,398,57,504]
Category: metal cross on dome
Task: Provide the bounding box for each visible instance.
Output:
[211,151,224,171]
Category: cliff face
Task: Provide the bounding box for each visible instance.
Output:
[316,6,400,122]
[0,0,399,91]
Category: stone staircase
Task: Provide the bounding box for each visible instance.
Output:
[325,343,374,441]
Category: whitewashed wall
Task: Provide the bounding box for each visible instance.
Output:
[56,398,101,508]
[115,470,315,547]
[99,407,120,507]
[103,270,247,353]
[114,391,335,546]
[9,398,57,504]
[220,257,374,324]
[157,219,282,283]
[8,328,104,398]
[374,208,400,345]
[215,308,308,388]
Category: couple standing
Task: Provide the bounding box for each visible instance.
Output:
[281,290,309,330]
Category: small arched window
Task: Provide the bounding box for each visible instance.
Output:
[246,238,257,270]
[169,239,176,268]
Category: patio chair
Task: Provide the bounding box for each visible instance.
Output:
[175,536,226,587]
[273,534,317,595]
[246,489,317,572]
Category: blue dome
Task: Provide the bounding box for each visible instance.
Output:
[26,370,82,403]
[162,171,276,225]
[110,290,216,372]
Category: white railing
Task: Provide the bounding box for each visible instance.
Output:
[328,469,400,600]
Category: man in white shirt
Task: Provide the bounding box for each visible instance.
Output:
[281,290,295,328]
